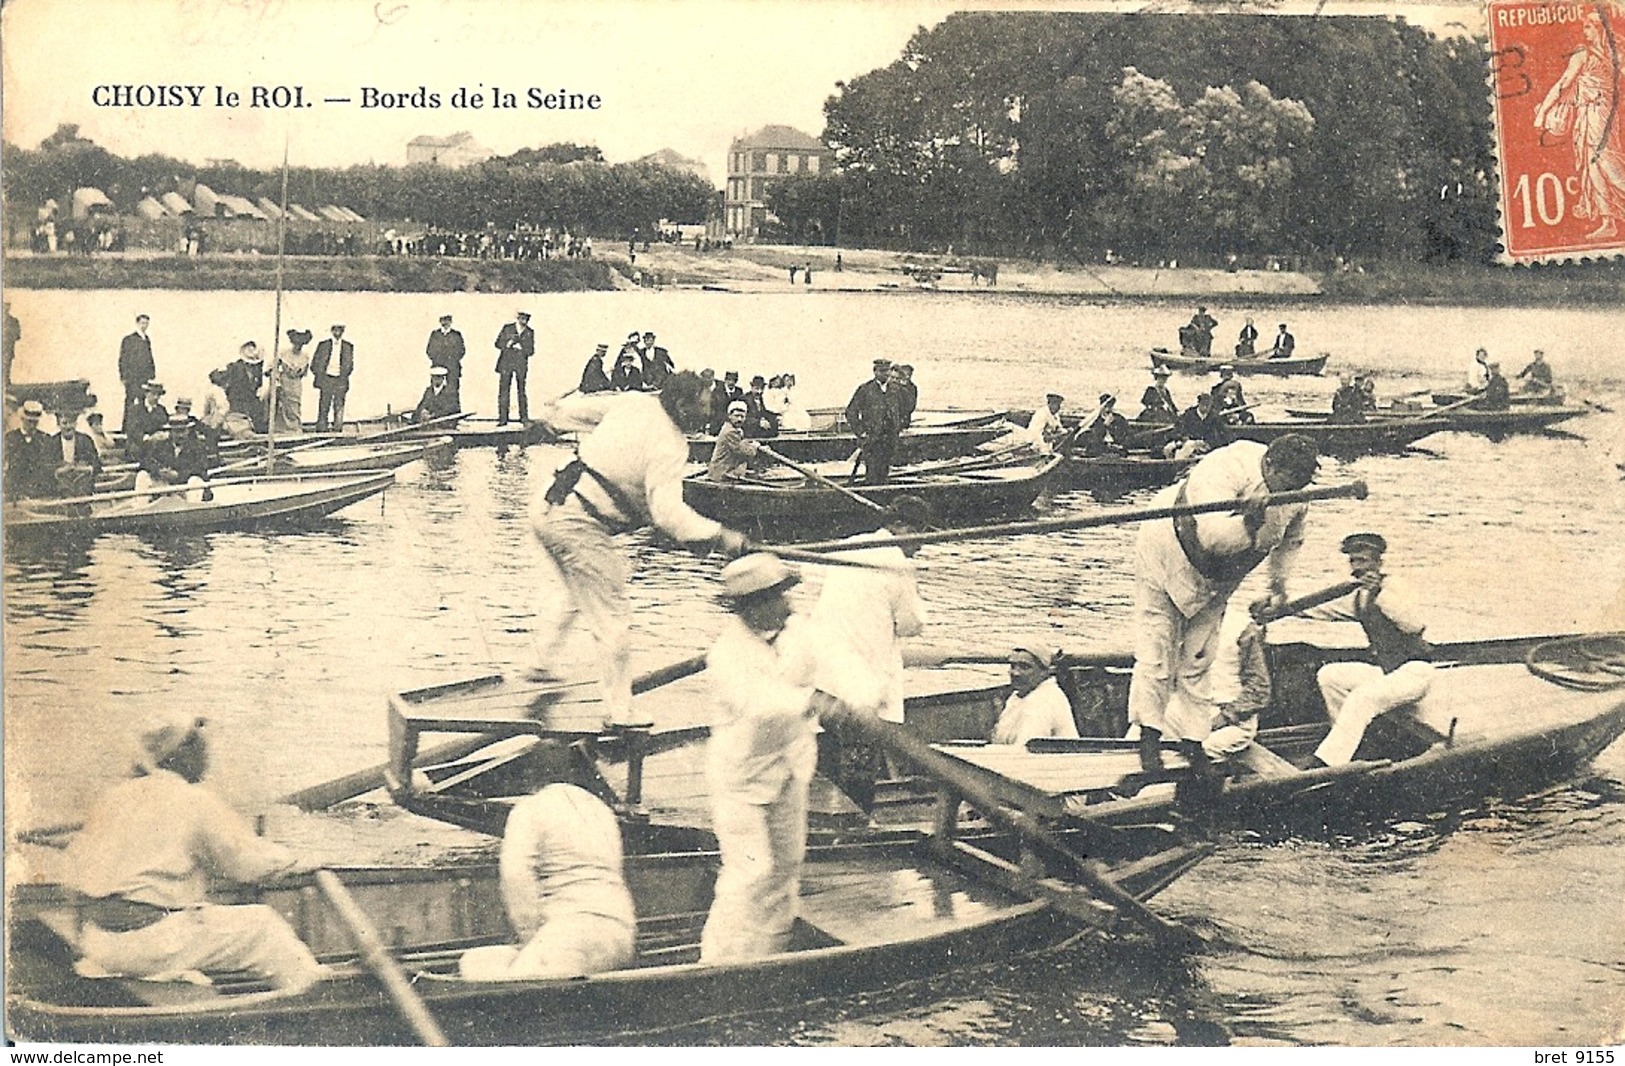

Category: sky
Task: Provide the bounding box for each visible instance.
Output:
[1,0,1484,183]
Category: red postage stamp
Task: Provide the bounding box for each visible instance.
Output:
[1486,0,1625,263]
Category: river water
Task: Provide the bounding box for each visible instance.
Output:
[5,288,1624,1046]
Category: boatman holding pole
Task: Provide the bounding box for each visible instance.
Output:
[1128,434,1320,778]
[532,371,750,726]
[845,358,904,484]
[1292,532,1435,768]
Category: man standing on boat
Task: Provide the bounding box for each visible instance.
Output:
[458,783,636,980]
[117,314,155,433]
[1186,306,1218,359]
[1294,533,1434,768]
[310,326,354,432]
[425,314,466,408]
[494,311,535,424]
[531,371,749,726]
[1269,323,1296,360]
[845,358,904,484]
[1127,435,1319,777]
[701,554,860,963]
[63,713,325,993]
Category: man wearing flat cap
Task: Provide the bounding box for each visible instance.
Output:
[425,314,466,408]
[1025,392,1067,455]
[1127,435,1320,779]
[495,312,535,424]
[991,644,1081,746]
[701,554,850,963]
[1139,366,1180,424]
[62,713,325,992]
[310,326,354,432]
[845,358,904,484]
[707,400,762,482]
[4,399,54,500]
[1293,532,1434,768]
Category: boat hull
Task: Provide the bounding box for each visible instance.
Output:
[1228,418,1446,453]
[685,422,1006,465]
[1149,349,1328,376]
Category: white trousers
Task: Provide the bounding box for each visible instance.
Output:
[532,505,634,724]
[1203,712,1259,761]
[458,912,634,981]
[78,905,323,992]
[1314,660,1436,766]
[1128,579,1226,742]
[699,767,811,965]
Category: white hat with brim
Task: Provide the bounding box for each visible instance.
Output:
[720,553,800,601]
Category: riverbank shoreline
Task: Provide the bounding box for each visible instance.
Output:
[5,245,1622,306]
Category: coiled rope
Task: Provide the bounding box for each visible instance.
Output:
[1526,633,1625,691]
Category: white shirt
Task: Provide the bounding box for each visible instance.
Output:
[809,530,924,723]
[1025,403,1065,454]
[1467,358,1490,391]
[1302,572,1427,635]
[498,784,634,940]
[991,677,1079,745]
[199,383,231,429]
[540,391,723,544]
[66,770,298,909]
[706,614,828,803]
[779,388,813,432]
[1136,440,1307,617]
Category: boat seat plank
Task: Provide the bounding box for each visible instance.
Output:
[931,744,1191,811]
[1235,741,1301,779]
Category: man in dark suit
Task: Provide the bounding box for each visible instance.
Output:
[1269,323,1296,359]
[413,367,461,423]
[893,364,919,428]
[844,358,904,484]
[494,311,535,423]
[125,380,171,451]
[741,375,778,438]
[697,368,729,435]
[425,314,466,407]
[311,324,355,431]
[3,400,54,500]
[639,331,674,389]
[48,400,103,496]
[118,314,155,433]
[720,371,744,407]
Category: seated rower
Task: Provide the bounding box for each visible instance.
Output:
[1517,349,1554,396]
[1073,393,1132,456]
[459,783,636,980]
[1168,393,1232,459]
[610,348,644,392]
[1329,374,1367,423]
[1209,366,1253,425]
[63,713,325,993]
[135,412,213,503]
[1476,362,1511,411]
[1296,533,1434,768]
[708,400,765,482]
[413,366,460,423]
[1024,392,1069,455]
[991,644,1079,746]
[49,399,103,497]
[1268,323,1296,360]
[578,343,612,395]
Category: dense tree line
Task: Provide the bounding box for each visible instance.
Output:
[769,13,1498,263]
[3,129,713,237]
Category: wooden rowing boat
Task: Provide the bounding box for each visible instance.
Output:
[1280,405,1589,436]
[3,470,394,537]
[1226,418,1447,453]
[383,633,1625,843]
[1058,450,1194,488]
[685,422,1008,465]
[95,438,451,493]
[1148,348,1329,376]
[682,454,1063,541]
[7,812,1206,1045]
[802,407,1005,432]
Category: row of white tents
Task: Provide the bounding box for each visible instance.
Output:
[76,183,366,223]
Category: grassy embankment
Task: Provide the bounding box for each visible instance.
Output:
[1,254,618,293]
[1312,260,1625,306]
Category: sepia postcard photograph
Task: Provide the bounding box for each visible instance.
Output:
[3,0,1623,1051]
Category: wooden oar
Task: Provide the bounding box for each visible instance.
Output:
[281,652,712,811]
[757,445,886,513]
[756,543,913,571]
[314,870,449,1047]
[781,481,1369,555]
[818,702,1200,947]
[212,411,465,476]
[1385,391,1490,427]
[1253,580,1361,624]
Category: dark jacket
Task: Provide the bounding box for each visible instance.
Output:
[125,401,172,448]
[742,391,779,439]
[222,359,268,432]
[579,356,612,394]
[610,362,644,392]
[414,382,461,422]
[3,428,54,499]
[897,381,919,429]
[426,328,466,375]
[311,340,355,386]
[640,346,674,389]
[494,323,535,370]
[118,331,155,389]
[1138,384,1179,422]
[845,379,901,442]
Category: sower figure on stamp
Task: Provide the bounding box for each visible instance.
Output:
[531,371,750,726]
[1126,435,1319,785]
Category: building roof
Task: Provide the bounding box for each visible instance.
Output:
[731,125,824,152]
[408,131,478,148]
[635,148,712,183]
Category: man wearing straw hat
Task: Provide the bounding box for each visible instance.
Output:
[1127,435,1320,778]
[3,399,53,500]
[63,713,325,993]
[700,554,863,963]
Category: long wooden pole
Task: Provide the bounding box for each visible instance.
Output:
[1253,580,1360,623]
[782,481,1368,554]
[758,444,886,513]
[314,870,450,1047]
[266,137,290,464]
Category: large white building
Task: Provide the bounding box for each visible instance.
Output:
[724,125,830,239]
[406,132,495,167]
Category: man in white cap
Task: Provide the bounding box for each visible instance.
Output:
[1127,435,1320,778]
[1295,532,1434,768]
[63,714,324,993]
[4,399,52,500]
[458,783,635,980]
[494,312,535,424]
[991,644,1080,746]
[707,400,763,482]
[425,314,466,407]
[1025,392,1067,454]
[844,358,903,484]
[413,366,460,424]
[701,554,868,963]
[533,371,749,726]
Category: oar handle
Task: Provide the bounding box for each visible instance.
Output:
[314,870,449,1046]
[784,480,1369,554]
[1253,580,1361,623]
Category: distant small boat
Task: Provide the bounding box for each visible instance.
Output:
[1149,348,1329,376]
[4,470,394,537]
[1280,405,1588,437]
[1228,418,1447,454]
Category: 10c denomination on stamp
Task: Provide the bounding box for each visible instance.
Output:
[1486,0,1625,263]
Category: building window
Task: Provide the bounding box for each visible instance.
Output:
[750,178,766,200]
[766,153,780,173]
[789,155,802,174]
[752,152,766,172]
[807,155,821,174]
